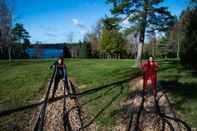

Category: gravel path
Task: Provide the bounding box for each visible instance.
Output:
[41,80,96,131]
[43,80,65,131]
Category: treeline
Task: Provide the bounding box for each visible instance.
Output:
[1,0,197,70]
[179,1,197,70]
[154,0,197,70]
[0,0,31,60]
[81,0,175,64]
[81,0,197,70]
[80,17,127,59]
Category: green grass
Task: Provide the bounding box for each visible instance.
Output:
[66,59,141,130]
[0,59,137,112]
[0,59,140,130]
[62,59,140,130]
[158,59,197,127]
[83,84,129,130]
[0,59,55,111]
[66,59,137,89]
[1,59,197,129]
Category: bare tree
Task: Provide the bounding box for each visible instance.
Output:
[124,27,139,59]
[0,0,13,62]
[129,32,138,59]
[84,32,99,56]
[83,20,102,57]
[67,32,74,43]
[148,31,157,57]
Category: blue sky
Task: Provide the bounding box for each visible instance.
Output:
[14,0,190,43]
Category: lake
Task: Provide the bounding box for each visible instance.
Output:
[26,48,63,58]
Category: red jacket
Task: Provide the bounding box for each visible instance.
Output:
[141,61,159,74]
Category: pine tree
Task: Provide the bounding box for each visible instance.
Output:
[107,0,174,65]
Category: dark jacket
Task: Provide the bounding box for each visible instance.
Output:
[51,61,67,79]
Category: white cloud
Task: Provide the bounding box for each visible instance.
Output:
[72,18,85,28]
[72,19,79,25]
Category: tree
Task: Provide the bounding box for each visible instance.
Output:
[10,23,31,58]
[107,0,174,65]
[11,23,30,44]
[99,16,125,58]
[101,16,121,30]
[0,0,12,61]
[84,31,99,57]
[100,30,125,58]
[83,20,102,58]
[180,4,197,70]
[148,31,157,57]
[124,27,139,58]
[168,22,182,59]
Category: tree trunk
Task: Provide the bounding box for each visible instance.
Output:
[177,36,180,59]
[152,42,155,57]
[134,35,138,59]
[152,36,156,58]
[155,38,158,58]
[13,47,15,58]
[8,46,12,62]
[135,27,145,66]
[135,1,147,66]
[0,47,3,56]
[136,42,143,64]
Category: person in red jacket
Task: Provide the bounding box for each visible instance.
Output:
[140,56,159,97]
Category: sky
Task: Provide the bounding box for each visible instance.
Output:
[13,0,190,43]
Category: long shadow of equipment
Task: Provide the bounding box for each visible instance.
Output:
[0,74,139,118]
[126,85,192,131]
[79,85,124,130]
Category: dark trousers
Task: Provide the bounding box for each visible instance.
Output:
[52,75,61,98]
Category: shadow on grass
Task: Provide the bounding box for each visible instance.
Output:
[0,67,141,118]
[80,85,124,130]
[160,80,197,109]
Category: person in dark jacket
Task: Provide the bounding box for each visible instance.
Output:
[50,57,67,99]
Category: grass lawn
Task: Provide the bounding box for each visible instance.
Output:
[158,59,197,127]
[0,59,141,130]
[0,59,197,129]
[66,59,138,89]
[0,59,139,111]
[0,59,53,112]
[66,59,141,130]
